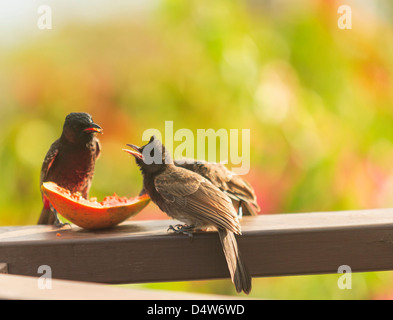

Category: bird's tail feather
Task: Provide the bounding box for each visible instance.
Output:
[218,229,252,294]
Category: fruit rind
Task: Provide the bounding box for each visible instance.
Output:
[41,181,150,230]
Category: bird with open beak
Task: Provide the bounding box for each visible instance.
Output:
[123,136,252,294]
[38,112,103,226]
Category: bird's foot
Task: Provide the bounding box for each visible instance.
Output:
[51,205,72,229]
[167,224,195,239]
[54,220,72,229]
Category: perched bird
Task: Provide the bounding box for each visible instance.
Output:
[175,159,260,217]
[123,136,252,294]
[38,112,103,226]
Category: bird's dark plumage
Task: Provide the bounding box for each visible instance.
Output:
[38,112,102,225]
[175,159,260,217]
[124,136,252,294]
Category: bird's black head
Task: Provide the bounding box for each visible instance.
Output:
[62,112,103,143]
[124,135,173,174]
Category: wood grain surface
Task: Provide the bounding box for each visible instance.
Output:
[1,209,393,284]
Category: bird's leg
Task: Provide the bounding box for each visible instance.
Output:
[238,202,244,219]
[167,224,195,238]
[50,204,71,229]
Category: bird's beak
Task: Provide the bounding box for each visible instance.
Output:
[84,123,103,134]
[123,144,143,160]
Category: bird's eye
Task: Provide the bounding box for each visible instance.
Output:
[150,149,155,157]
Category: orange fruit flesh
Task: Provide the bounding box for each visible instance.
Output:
[41,181,150,230]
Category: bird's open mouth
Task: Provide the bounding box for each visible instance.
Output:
[123,144,143,160]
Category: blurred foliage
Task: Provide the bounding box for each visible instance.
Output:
[1,0,393,299]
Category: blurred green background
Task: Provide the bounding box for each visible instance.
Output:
[1,0,393,299]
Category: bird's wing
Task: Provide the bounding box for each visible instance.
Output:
[154,168,240,234]
[154,169,201,202]
[175,159,260,213]
[199,162,260,212]
[175,159,232,190]
[227,175,260,211]
[40,140,60,186]
[199,162,233,190]
[94,137,101,159]
[202,162,259,210]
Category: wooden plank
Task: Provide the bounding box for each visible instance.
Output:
[1,208,393,284]
[0,273,239,300]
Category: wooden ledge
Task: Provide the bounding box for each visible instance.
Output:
[1,208,393,284]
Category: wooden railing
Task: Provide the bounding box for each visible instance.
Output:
[1,208,393,299]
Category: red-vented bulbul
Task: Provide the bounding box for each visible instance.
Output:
[123,136,252,294]
[38,112,103,226]
[175,159,260,217]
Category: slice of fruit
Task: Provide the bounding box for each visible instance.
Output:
[41,181,150,230]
